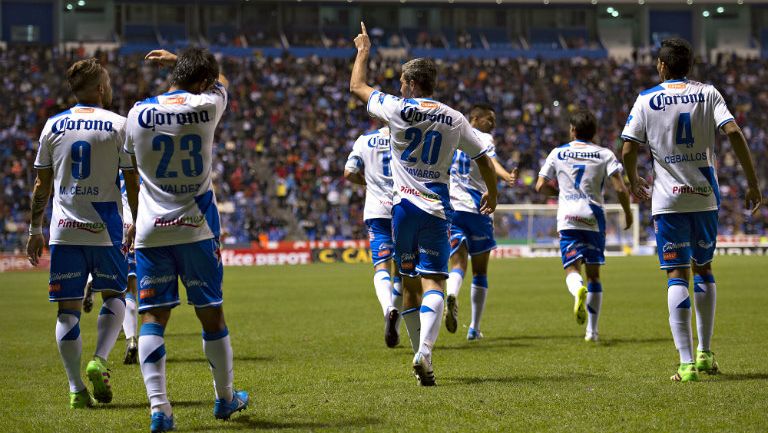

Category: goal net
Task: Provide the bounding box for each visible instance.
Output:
[492,204,641,258]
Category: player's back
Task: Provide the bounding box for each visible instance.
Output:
[541,140,622,232]
[125,85,227,248]
[35,104,129,246]
[622,79,733,214]
[349,127,394,220]
[450,128,496,214]
[367,92,487,219]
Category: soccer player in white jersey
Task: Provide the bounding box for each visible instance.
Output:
[26,58,139,408]
[536,109,632,342]
[344,126,406,348]
[350,23,498,386]
[445,103,517,341]
[124,48,248,432]
[621,38,762,382]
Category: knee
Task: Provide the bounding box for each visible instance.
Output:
[471,274,488,288]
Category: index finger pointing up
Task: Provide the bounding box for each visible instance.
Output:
[361,22,367,35]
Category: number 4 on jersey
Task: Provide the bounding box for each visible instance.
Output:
[676,113,695,148]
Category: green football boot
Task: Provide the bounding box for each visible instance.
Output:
[671,362,699,382]
[86,357,113,403]
[695,350,719,374]
[574,286,587,325]
[70,388,96,409]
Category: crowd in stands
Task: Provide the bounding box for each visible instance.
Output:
[1,46,766,252]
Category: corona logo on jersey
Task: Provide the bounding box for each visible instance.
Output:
[400,106,454,126]
[557,150,600,161]
[51,117,114,135]
[649,92,705,111]
[58,218,106,233]
[137,107,211,131]
[153,214,206,228]
[367,135,389,148]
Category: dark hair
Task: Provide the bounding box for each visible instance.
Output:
[570,109,597,141]
[66,58,105,95]
[659,38,692,79]
[171,47,219,91]
[469,103,495,120]
[401,58,437,95]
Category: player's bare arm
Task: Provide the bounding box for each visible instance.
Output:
[344,169,366,186]
[534,175,558,196]
[721,121,762,214]
[609,171,633,230]
[123,165,140,246]
[350,22,375,103]
[621,140,650,201]
[491,158,518,187]
[26,167,53,266]
[475,154,498,215]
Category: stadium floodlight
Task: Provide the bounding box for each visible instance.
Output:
[77,0,85,5]
[553,100,560,107]
[717,6,725,13]
[606,7,614,13]
[66,3,73,10]
[686,0,693,5]
[702,10,710,17]
[591,0,597,4]
[611,10,619,17]
[543,0,549,5]
[638,0,645,4]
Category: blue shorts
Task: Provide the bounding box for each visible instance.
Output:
[450,211,496,257]
[135,238,224,312]
[365,218,394,266]
[392,199,451,278]
[654,210,718,269]
[127,250,137,277]
[48,244,127,302]
[559,230,606,268]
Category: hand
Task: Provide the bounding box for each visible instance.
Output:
[145,49,177,67]
[354,22,371,52]
[479,192,497,215]
[629,176,651,201]
[506,167,519,187]
[124,224,136,253]
[624,211,634,230]
[26,234,45,266]
[745,185,762,215]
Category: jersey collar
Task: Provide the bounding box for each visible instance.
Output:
[74,103,99,108]
[162,89,188,96]
[664,78,688,83]
[572,139,591,145]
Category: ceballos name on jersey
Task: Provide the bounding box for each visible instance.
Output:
[649,92,705,111]
[51,117,114,135]
[137,107,211,131]
[400,107,453,126]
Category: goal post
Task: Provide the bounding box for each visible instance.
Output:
[492,203,641,257]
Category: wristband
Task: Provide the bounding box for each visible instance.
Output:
[29,226,43,236]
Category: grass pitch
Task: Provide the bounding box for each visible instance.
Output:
[1,256,768,433]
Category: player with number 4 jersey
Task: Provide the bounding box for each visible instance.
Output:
[125,48,248,433]
[622,38,762,383]
[350,22,498,386]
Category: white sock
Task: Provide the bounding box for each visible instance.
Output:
[586,282,603,336]
[139,323,172,416]
[56,309,86,392]
[202,328,234,402]
[373,270,394,316]
[667,278,694,364]
[446,269,464,298]
[469,274,488,331]
[95,296,126,360]
[418,290,445,357]
[401,307,420,354]
[123,293,138,340]
[565,272,584,297]
[392,276,403,311]
[694,274,717,352]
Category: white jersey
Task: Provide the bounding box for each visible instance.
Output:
[34,104,131,246]
[124,85,227,248]
[367,91,488,219]
[621,79,734,215]
[450,129,497,214]
[539,140,623,233]
[345,127,394,220]
[119,171,133,239]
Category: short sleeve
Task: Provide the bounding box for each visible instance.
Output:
[457,119,488,160]
[605,151,623,177]
[480,134,496,159]
[34,122,52,169]
[367,91,400,123]
[538,152,556,180]
[200,83,228,124]
[345,137,365,173]
[620,97,647,144]
[711,87,734,129]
